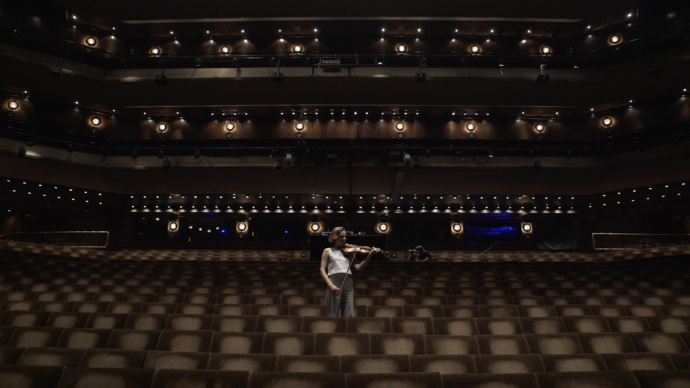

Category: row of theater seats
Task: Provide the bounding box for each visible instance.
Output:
[1,253,690,387]
[3,327,690,355]
[2,309,690,333]
[2,366,690,388]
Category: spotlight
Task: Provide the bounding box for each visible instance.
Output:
[396,44,407,53]
[293,45,303,53]
[395,122,405,131]
[453,223,462,232]
[155,75,168,85]
[535,123,544,132]
[466,123,476,131]
[602,117,613,126]
[8,101,18,110]
[220,46,230,54]
[470,45,480,53]
[310,222,320,232]
[379,223,388,232]
[151,47,161,55]
[609,35,621,44]
[168,221,178,231]
[522,223,532,232]
[157,123,168,132]
[541,46,551,54]
[90,117,101,126]
[85,37,97,46]
[295,122,305,130]
[238,222,247,231]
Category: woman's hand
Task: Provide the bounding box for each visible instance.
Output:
[330,284,341,296]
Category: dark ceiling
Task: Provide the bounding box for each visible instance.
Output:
[50,0,640,22]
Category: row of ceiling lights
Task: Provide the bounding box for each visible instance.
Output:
[131,204,576,212]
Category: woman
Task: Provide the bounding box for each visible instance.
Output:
[320,226,380,317]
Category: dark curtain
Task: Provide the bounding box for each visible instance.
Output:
[535,220,580,251]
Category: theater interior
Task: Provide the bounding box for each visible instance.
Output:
[1,0,690,387]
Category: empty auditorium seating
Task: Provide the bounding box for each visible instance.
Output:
[1,245,690,388]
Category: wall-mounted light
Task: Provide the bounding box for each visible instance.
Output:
[535,123,545,132]
[157,123,168,132]
[395,122,405,131]
[452,222,463,233]
[470,45,480,54]
[8,101,18,110]
[522,222,533,234]
[151,47,161,55]
[609,35,621,44]
[541,46,552,54]
[90,117,102,126]
[168,221,179,233]
[396,44,407,53]
[466,123,476,131]
[85,37,97,46]
[310,222,320,232]
[295,122,305,131]
[293,45,304,53]
[602,117,613,127]
[220,46,231,54]
[226,123,235,131]
[238,221,247,231]
[379,222,388,232]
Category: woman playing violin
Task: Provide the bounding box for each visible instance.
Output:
[320,226,381,317]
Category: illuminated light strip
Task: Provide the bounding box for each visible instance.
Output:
[123,17,582,24]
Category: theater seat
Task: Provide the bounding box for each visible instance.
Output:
[256,316,302,333]
[425,335,478,355]
[248,372,345,388]
[106,329,160,351]
[442,373,539,388]
[56,367,154,388]
[341,355,409,373]
[262,333,315,355]
[520,318,567,334]
[0,365,64,388]
[541,354,608,372]
[347,317,392,334]
[524,333,584,355]
[0,347,25,365]
[431,318,478,336]
[144,351,210,370]
[302,317,346,333]
[211,332,264,354]
[84,313,128,329]
[156,329,212,352]
[277,355,340,373]
[314,333,370,356]
[208,354,277,373]
[151,369,249,388]
[7,327,64,348]
[536,370,640,388]
[370,333,425,355]
[16,348,84,367]
[578,333,636,354]
[475,335,529,355]
[601,353,677,371]
[410,355,476,374]
[476,317,523,335]
[634,370,690,388]
[628,333,690,353]
[607,317,652,333]
[78,349,148,368]
[474,354,545,374]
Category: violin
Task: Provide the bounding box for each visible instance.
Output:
[343,244,388,256]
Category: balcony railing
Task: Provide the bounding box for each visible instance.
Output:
[0,231,109,248]
[592,233,690,251]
